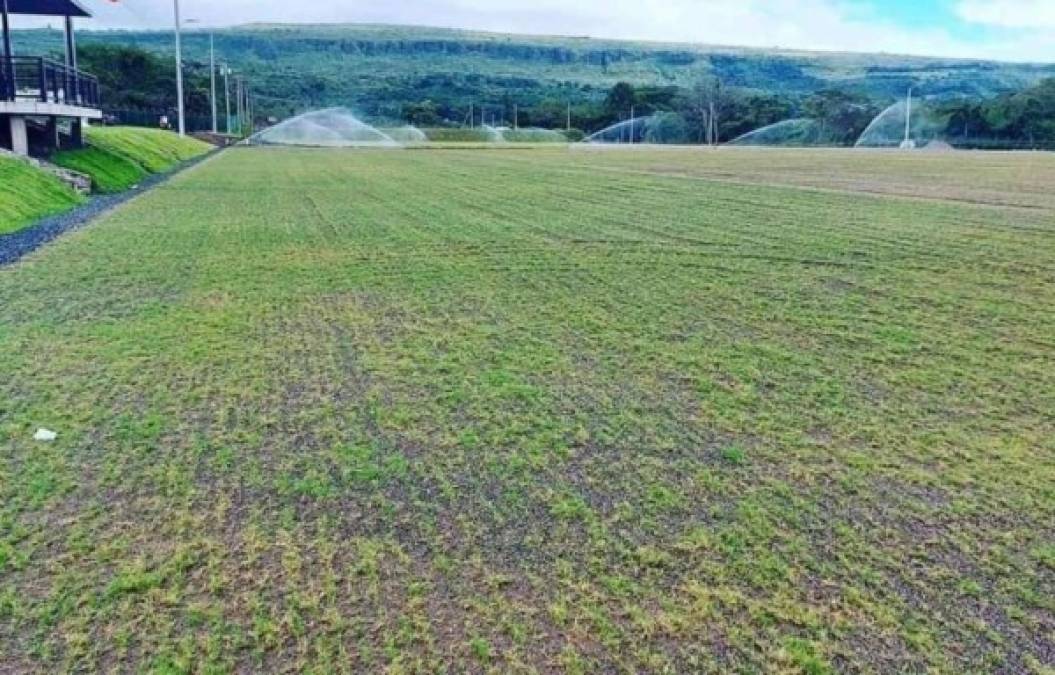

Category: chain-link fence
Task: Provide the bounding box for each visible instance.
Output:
[101,108,224,133]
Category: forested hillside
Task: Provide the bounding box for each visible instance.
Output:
[15,23,1054,113]
[11,22,1055,145]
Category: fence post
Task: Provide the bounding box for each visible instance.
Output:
[38,59,47,102]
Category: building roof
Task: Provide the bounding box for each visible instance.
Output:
[3,0,92,18]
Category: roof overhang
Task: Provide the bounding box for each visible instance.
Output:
[2,0,92,18]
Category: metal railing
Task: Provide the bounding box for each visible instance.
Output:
[0,56,100,107]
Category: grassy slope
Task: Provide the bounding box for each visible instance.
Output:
[83,127,211,174]
[51,147,149,194]
[51,128,211,194]
[0,148,1052,673]
[0,157,83,235]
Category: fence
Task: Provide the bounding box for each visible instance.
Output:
[0,56,99,107]
[102,108,219,133]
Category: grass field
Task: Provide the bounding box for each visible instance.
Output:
[0,147,1053,673]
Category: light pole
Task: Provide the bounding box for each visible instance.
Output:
[222,64,231,134]
[903,87,913,148]
[209,32,216,132]
[186,20,218,134]
[172,0,185,136]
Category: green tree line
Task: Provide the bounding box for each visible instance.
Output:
[73,43,1055,148]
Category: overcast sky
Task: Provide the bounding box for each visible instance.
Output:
[18,0,1055,62]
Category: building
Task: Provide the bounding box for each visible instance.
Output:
[1,0,101,156]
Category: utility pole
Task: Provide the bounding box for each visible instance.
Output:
[513,104,518,130]
[235,76,243,136]
[172,0,185,136]
[209,32,217,133]
[903,87,913,147]
[566,102,571,132]
[469,102,474,129]
[223,64,231,134]
[630,106,635,145]
[186,20,217,134]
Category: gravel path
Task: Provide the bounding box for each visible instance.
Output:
[0,149,220,267]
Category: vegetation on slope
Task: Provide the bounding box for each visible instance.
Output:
[83,127,211,174]
[51,147,149,193]
[0,156,83,235]
[0,148,1051,672]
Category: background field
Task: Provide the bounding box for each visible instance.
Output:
[0,147,1053,673]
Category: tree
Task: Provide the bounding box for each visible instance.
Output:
[404,100,440,126]
[644,112,690,144]
[939,99,990,143]
[77,43,213,116]
[605,82,636,117]
[803,90,879,145]
[690,76,723,145]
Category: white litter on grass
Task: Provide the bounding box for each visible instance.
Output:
[34,428,57,442]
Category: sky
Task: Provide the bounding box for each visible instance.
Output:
[17,0,1055,62]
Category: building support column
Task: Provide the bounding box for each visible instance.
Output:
[9,114,28,155]
[70,117,83,148]
[45,116,58,151]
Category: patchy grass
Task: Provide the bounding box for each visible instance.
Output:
[51,147,148,193]
[84,126,211,174]
[0,155,83,234]
[0,147,1052,672]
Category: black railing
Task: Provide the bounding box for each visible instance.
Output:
[0,56,99,107]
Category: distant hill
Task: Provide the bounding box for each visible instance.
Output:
[14,22,1055,123]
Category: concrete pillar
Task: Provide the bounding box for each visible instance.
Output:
[70,118,83,148]
[45,117,59,152]
[9,115,27,156]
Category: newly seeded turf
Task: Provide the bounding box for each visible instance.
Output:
[0,147,1053,673]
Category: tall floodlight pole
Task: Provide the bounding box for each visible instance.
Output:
[173,0,185,136]
[222,64,231,134]
[904,87,913,147]
[236,77,244,135]
[209,33,217,133]
[187,20,218,134]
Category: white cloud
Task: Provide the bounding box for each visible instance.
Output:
[956,0,1055,30]
[11,0,1055,62]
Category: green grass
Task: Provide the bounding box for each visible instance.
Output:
[51,126,211,195]
[51,147,149,193]
[0,156,84,234]
[0,147,1052,673]
[421,127,574,143]
[83,126,211,174]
